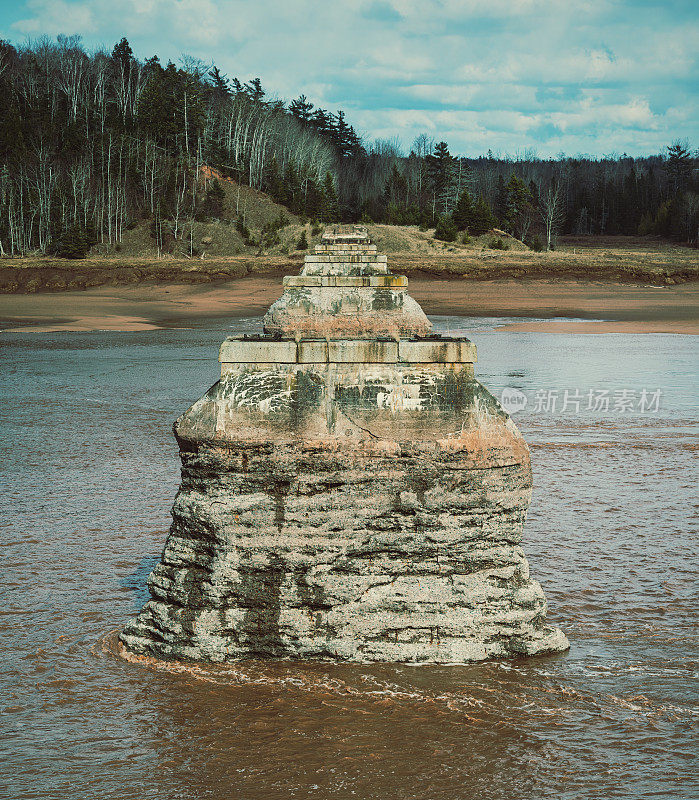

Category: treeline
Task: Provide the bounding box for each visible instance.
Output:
[0,35,352,255]
[354,138,697,247]
[0,35,696,257]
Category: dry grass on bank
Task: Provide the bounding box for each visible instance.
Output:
[1,225,697,294]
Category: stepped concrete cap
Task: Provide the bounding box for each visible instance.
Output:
[262,226,434,339]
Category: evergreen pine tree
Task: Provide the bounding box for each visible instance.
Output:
[265,157,285,203]
[427,141,455,214]
[666,140,693,195]
[382,164,409,221]
[112,37,133,72]
[289,95,314,123]
[321,172,338,221]
[452,189,474,230]
[505,175,535,239]
[470,196,496,235]
[494,175,508,224]
[244,77,265,102]
[304,179,325,219]
[310,108,332,137]
[55,224,89,258]
[345,125,365,159]
[434,215,457,241]
[208,66,231,98]
[283,163,302,214]
[332,110,347,153]
[203,179,225,218]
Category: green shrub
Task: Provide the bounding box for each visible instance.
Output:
[203,179,225,218]
[54,224,90,259]
[259,233,277,250]
[259,217,285,249]
[311,221,323,236]
[487,237,509,250]
[296,230,308,250]
[271,211,289,231]
[434,215,457,242]
[236,219,254,246]
[638,212,654,236]
[470,196,496,235]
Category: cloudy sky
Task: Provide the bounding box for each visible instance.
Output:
[0,0,696,157]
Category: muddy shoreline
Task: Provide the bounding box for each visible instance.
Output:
[1,277,697,334]
[1,240,697,296]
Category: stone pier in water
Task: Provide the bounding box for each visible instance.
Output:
[121,227,569,663]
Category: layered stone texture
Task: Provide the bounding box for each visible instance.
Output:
[121,226,568,664]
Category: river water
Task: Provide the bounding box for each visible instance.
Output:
[1,317,696,800]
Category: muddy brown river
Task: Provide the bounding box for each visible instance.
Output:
[1,317,696,800]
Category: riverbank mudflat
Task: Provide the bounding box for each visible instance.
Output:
[1,277,697,333]
[1,237,697,298]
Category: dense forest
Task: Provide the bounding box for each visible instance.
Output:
[0,35,696,256]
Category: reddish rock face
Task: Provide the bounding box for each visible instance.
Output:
[121,227,568,663]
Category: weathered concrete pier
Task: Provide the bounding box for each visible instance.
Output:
[121,227,568,663]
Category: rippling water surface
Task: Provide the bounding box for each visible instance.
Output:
[1,318,696,800]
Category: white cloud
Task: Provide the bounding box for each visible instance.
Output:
[14,0,97,34]
[14,0,236,46]
[7,0,697,155]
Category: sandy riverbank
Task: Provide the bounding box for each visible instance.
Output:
[1,237,698,297]
[1,277,697,334]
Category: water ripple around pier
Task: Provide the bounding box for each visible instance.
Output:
[0,320,696,800]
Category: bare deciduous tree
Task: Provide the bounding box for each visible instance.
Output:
[539,179,565,250]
